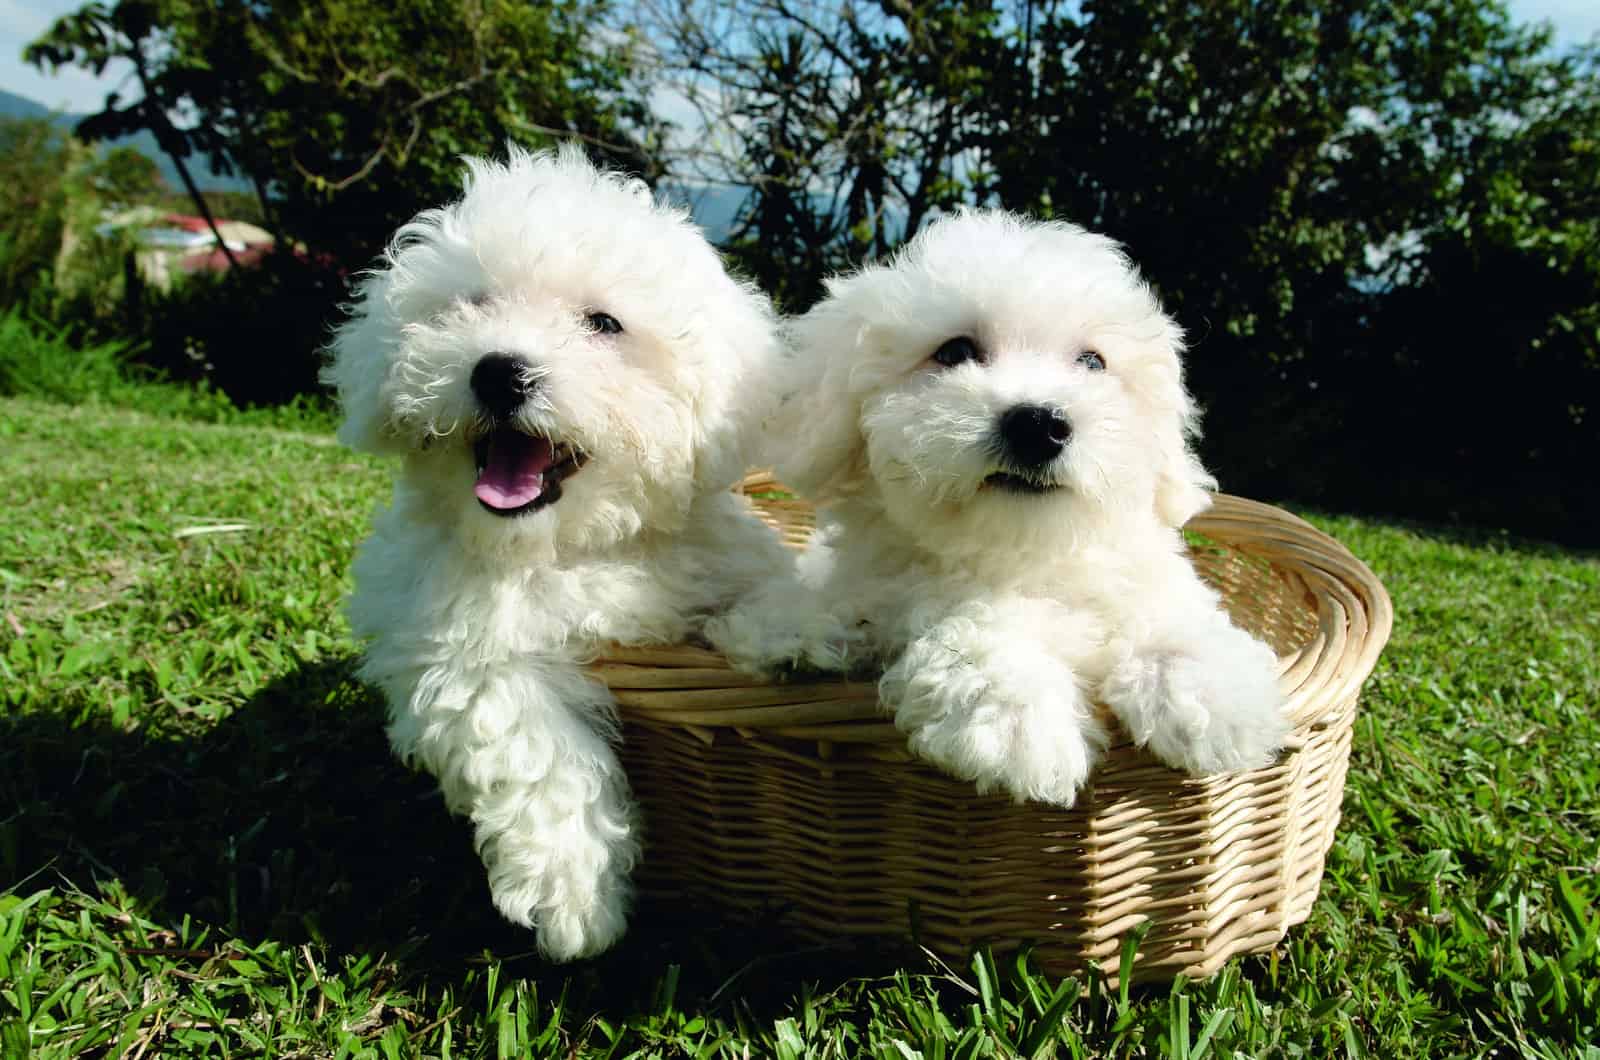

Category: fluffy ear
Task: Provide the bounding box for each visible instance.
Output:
[771,294,872,504]
[1154,412,1217,527]
[690,275,784,493]
[320,279,403,456]
[1148,358,1218,527]
[1122,319,1217,527]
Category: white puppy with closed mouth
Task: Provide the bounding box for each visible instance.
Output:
[709,209,1288,807]
[324,145,785,960]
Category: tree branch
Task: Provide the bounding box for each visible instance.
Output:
[128,47,239,270]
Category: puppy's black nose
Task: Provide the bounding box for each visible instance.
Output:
[998,404,1071,467]
[471,353,536,420]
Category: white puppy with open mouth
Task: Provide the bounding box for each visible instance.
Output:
[709,209,1287,807]
[324,145,784,959]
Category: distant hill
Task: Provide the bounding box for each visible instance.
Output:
[0,88,53,121]
[0,87,252,193]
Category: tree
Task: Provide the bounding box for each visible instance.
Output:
[89,144,165,205]
[645,0,1598,538]
[27,0,659,266]
[646,0,1005,307]
[0,117,177,328]
[0,119,79,309]
[985,0,1599,533]
[985,3,1564,375]
[1358,41,1600,530]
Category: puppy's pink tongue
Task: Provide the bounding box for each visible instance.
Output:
[474,432,555,510]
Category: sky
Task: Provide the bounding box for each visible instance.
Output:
[0,0,131,113]
[4,0,1598,116]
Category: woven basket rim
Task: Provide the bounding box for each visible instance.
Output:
[594,488,1393,749]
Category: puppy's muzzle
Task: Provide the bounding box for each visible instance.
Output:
[998,404,1071,468]
[471,352,539,420]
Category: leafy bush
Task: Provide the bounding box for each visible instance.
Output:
[124,249,347,408]
[29,0,657,266]
[0,116,173,328]
[0,111,342,424]
[0,307,334,430]
[0,308,137,403]
[0,119,78,311]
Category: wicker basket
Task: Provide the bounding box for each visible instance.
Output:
[591,473,1392,981]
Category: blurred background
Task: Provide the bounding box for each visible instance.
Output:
[3,0,1597,544]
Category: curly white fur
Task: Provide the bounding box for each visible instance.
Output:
[325,145,786,959]
[709,209,1287,806]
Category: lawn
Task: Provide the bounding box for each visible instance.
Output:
[2,393,1597,1058]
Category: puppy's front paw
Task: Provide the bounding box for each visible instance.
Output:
[704,607,866,677]
[488,854,632,961]
[476,778,639,961]
[1102,629,1288,775]
[883,638,1106,808]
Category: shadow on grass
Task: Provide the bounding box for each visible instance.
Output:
[1282,497,1600,562]
[0,657,913,1019]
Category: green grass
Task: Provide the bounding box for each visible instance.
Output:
[2,392,1598,1058]
[0,308,336,433]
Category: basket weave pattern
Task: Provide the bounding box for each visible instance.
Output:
[592,475,1392,980]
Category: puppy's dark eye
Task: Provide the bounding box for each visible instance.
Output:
[585,311,624,335]
[1076,350,1106,372]
[931,336,981,367]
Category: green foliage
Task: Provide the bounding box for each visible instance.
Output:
[0,119,78,311]
[653,0,1600,541]
[121,248,349,407]
[21,0,662,412]
[0,310,333,429]
[87,144,165,206]
[1359,40,1600,508]
[0,114,175,328]
[0,110,344,409]
[991,0,1600,537]
[156,188,266,227]
[658,0,1004,308]
[2,392,1598,1056]
[12,0,1599,538]
[28,0,661,264]
[0,308,137,402]
[0,115,344,416]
